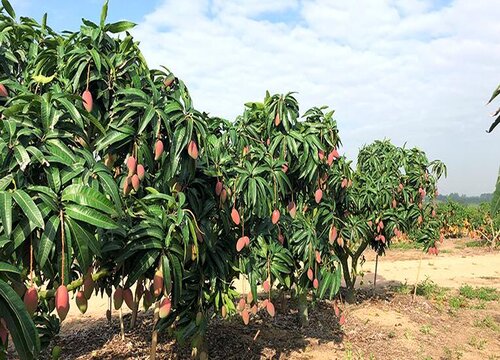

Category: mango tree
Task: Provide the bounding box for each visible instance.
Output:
[205,94,347,326]
[337,140,446,303]
[0,0,214,358]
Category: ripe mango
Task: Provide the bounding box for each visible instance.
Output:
[82,90,93,112]
[154,140,164,160]
[159,297,172,318]
[263,279,271,292]
[187,140,199,159]
[328,225,337,245]
[271,209,280,224]
[313,278,319,289]
[0,84,9,97]
[131,174,140,191]
[215,180,223,196]
[24,286,38,316]
[315,188,323,203]
[137,164,145,181]
[231,207,240,225]
[287,201,296,218]
[266,301,275,317]
[241,309,250,325]
[307,268,314,281]
[55,285,69,321]
[236,236,249,252]
[274,112,280,126]
[126,156,136,176]
[153,269,164,298]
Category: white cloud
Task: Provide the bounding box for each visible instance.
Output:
[132,0,500,195]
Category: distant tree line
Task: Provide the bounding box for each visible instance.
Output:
[437,193,493,205]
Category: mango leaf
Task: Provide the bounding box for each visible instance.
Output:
[106,21,136,33]
[126,250,157,287]
[37,215,60,268]
[100,0,108,28]
[62,184,116,215]
[12,189,44,229]
[64,204,118,230]
[0,279,40,360]
[0,191,12,237]
[1,0,15,18]
[0,261,20,274]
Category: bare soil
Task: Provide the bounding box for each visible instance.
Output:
[22,239,500,359]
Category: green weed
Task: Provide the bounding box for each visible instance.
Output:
[459,285,499,301]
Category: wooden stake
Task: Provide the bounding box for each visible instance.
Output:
[412,252,423,302]
[150,300,160,360]
[373,253,379,297]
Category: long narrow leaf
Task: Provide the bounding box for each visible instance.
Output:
[12,190,44,229]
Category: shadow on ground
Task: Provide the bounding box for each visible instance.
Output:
[40,294,347,360]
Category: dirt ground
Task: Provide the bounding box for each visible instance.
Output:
[18,238,500,359]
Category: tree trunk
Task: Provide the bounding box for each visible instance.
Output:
[130,293,138,329]
[339,253,356,304]
[338,240,369,304]
[192,334,208,360]
[298,292,309,327]
[280,290,287,313]
[119,307,125,341]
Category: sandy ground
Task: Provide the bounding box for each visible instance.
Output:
[9,238,499,360]
[360,246,500,290]
[65,238,499,325]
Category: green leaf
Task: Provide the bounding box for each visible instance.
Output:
[0,191,12,237]
[138,105,155,134]
[57,97,84,130]
[162,255,172,295]
[86,112,106,136]
[66,218,92,270]
[100,0,108,28]
[487,113,500,133]
[168,253,183,306]
[62,184,116,215]
[12,189,44,230]
[95,128,132,152]
[1,0,15,18]
[0,279,40,360]
[64,204,118,230]
[96,172,122,214]
[0,174,13,191]
[37,215,60,268]
[45,139,76,166]
[14,144,30,170]
[0,261,20,274]
[106,21,136,33]
[487,84,500,104]
[90,48,101,73]
[67,217,101,257]
[126,250,157,287]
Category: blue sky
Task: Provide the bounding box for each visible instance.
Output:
[7,0,500,196]
[10,0,160,30]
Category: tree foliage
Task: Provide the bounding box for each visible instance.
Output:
[0,1,447,358]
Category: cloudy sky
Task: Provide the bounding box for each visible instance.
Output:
[9,0,500,195]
